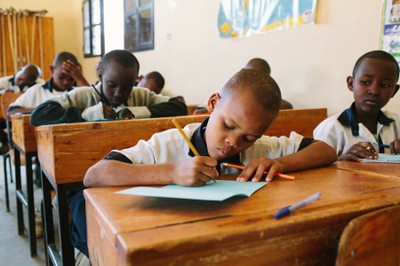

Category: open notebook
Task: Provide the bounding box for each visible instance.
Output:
[117,180,267,201]
[362,153,400,164]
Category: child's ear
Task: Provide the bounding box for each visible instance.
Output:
[207,93,220,113]
[50,65,55,74]
[346,76,354,91]
[392,84,400,98]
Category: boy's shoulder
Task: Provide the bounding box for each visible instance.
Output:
[382,110,400,122]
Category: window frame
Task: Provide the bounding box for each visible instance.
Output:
[82,0,105,58]
[124,0,154,52]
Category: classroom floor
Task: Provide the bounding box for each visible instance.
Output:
[0,154,46,265]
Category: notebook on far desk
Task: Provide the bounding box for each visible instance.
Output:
[362,153,400,164]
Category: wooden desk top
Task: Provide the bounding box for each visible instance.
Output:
[36,115,209,185]
[332,160,400,178]
[11,114,37,153]
[84,166,400,265]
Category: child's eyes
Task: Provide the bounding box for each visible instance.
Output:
[381,83,390,88]
[360,80,371,85]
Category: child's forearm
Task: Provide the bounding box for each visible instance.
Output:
[84,160,175,187]
[275,140,337,173]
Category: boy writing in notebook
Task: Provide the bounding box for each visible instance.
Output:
[30,49,187,262]
[313,50,400,161]
[84,68,336,187]
[30,49,187,125]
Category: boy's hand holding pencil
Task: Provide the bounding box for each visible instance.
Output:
[171,157,219,186]
[172,119,219,186]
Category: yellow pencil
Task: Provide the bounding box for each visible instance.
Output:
[171,118,215,182]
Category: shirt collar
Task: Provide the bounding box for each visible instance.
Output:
[190,117,241,173]
[42,78,74,93]
[8,76,15,85]
[337,102,394,136]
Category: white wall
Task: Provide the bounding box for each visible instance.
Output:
[101,0,399,116]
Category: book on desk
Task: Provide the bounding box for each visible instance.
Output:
[117,180,267,201]
[362,153,400,163]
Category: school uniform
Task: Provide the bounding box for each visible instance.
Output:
[0,75,44,93]
[106,117,313,173]
[313,102,400,156]
[29,82,187,258]
[8,78,71,112]
[30,82,188,126]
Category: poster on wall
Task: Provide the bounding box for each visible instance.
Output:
[218,0,318,38]
[380,0,400,64]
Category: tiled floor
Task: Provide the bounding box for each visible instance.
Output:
[0,154,46,265]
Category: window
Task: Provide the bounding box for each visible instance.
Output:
[124,0,154,52]
[83,0,104,57]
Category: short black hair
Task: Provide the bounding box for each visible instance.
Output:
[53,51,79,66]
[146,71,165,90]
[102,50,140,74]
[220,68,281,115]
[353,50,399,80]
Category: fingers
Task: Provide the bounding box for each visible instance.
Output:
[390,140,400,154]
[347,143,378,161]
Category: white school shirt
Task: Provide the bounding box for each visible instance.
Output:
[113,122,305,171]
[313,110,400,156]
[9,83,67,109]
[0,75,45,93]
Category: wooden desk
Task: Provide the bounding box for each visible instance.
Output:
[84,166,400,265]
[36,115,209,266]
[35,108,326,265]
[10,114,39,257]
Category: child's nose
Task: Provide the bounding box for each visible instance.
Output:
[113,88,123,97]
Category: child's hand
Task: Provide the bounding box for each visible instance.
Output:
[338,142,378,161]
[102,104,117,118]
[236,157,283,182]
[389,139,400,154]
[62,60,89,86]
[172,156,219,186]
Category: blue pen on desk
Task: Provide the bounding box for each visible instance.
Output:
[380,144,390,149]
[273,192,321,219]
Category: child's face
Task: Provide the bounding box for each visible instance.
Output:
[15,70,35,89]
[347,58,399,116]
[102,60,138,107]
[51,65,76,91]
[205,89,276,160]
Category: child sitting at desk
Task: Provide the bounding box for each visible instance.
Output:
[0,64,43,93]
[313,50,400,161]
[30,49,187,125]
[7,51,88,116]
[84,68,336,187]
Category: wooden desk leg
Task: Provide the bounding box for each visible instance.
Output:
[14,148,24,236]
[14,149,38,257]
[41,170,55,266]
[26,153,37,257]
[41,171,75,266]
[57,185,75,265]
